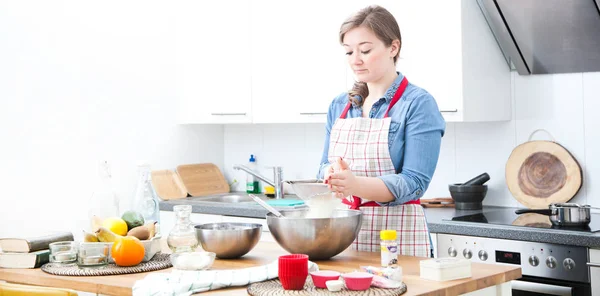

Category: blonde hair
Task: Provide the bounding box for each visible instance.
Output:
[339,5,402,106]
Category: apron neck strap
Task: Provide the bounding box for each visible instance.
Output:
[339,77,409,119]
[384,77,408,117]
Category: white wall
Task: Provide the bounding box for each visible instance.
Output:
[223,72,600,208]
[0,2,224,239]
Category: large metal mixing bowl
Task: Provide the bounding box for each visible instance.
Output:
[266,209,362,260]
[195,222,262,259]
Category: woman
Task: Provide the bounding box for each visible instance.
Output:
[318,5,445,258]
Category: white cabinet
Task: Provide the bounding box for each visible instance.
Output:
[175,1,253,124]
[177,0,510,124]
[591,248,600,296]
[344,0,510,122]
[250,1,349,123]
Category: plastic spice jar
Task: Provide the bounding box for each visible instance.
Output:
[380,230,398,267]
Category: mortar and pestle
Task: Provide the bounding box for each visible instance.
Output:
[449,173,490,210]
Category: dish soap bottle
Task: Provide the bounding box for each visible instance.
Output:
[246,154,261,194]
[132,163,161,235]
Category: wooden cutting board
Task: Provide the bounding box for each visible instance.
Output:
[151,170,188,200]
[505,130,582,209]
[420,198,455,208]
[176,163,230,197]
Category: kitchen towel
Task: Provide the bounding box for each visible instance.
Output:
[132,260,318,295]
[266,199,305,207]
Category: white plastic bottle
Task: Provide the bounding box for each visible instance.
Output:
[246,154,260,194]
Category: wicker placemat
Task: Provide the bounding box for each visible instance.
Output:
[248,276,407,296]
[41,253,171,276]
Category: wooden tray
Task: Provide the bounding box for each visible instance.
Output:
[421,198,455,208]
[151,170,188,200]
[248,277,407,296]
[176,163,230,197]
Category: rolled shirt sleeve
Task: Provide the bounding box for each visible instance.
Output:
[377,93,445,206]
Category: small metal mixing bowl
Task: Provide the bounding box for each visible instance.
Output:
[195,222,262,259]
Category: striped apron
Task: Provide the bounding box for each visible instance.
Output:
[328,77,431,257]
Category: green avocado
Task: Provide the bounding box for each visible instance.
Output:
[121,210,145,231]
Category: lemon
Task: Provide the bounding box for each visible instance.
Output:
[102,217,128,236]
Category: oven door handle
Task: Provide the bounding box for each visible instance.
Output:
[587,262,600,267]
[511,280,572,296]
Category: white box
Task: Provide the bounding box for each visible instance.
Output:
[419,258,472,281]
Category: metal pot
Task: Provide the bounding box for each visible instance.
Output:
[515,203,593,227]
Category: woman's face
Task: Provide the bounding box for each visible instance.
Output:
[342,26,398,83]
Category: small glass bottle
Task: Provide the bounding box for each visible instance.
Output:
[380,230,398,267]
[89,160,120,223]
[167,205,198,253]
[132,163,161,233]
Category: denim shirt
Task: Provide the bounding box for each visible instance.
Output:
[317,72,446,206]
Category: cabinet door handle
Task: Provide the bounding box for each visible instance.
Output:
[440,109,458,113]
[299,112,327,115]
[210,113,247,116]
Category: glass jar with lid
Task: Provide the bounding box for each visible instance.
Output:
[167,205,198,253]
[132,163,160,233]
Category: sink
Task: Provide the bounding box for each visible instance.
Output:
[197,194,260,203]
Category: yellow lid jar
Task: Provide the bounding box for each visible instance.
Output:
[380,230,398,267]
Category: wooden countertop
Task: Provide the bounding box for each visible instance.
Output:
[0,241,521,295]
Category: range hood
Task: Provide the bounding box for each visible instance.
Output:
[476,0,600,75]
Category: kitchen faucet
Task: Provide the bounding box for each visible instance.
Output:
[233,165,284,199]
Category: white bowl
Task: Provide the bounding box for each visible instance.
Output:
[93,235,161,263]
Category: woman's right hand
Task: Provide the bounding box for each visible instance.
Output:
[324,158,350,188]
[324,164,335,187]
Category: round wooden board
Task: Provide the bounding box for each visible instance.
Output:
[506,140,582,209]
[512,213,552,228]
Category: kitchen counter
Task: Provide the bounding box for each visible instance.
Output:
[160,194,600,248]
[0,240,520,295]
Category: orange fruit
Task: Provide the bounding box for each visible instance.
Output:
[111,236,145,267]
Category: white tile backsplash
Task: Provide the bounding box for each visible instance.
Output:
[514,73,587,206]
[224,71,600,208]
[454,121,518,207]
[583,72,600,207]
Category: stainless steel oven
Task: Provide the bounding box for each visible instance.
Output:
[437,234,592,296]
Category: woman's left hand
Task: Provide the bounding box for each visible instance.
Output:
[328,158,359,198]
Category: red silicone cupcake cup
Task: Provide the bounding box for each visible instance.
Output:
[280,275,308,290]
[310,270,341,288]
[279,254,309,290]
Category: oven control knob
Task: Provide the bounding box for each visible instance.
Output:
[528,255,539,267]
[478,250,488,261]
[563,258,576,270]
[448,247,457,257]
[463,249,473,259]
[546,256,557,269]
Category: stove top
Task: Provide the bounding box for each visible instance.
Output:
[448,208,600,233]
